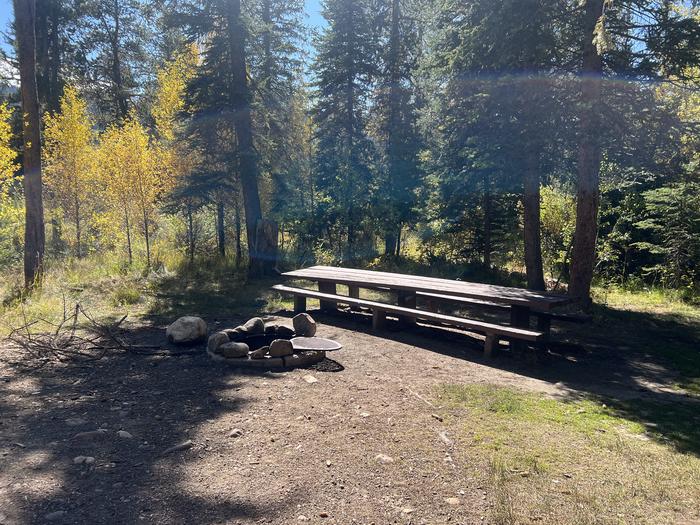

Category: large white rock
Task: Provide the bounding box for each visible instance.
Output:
[166,316,207,345]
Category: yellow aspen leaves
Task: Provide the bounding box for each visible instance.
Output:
[43,87,97,257]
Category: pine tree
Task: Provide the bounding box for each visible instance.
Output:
[373,0,423,258]
[182,0,268,274]
[312,0,380,261]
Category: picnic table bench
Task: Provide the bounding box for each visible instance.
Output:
[273,265,573,358]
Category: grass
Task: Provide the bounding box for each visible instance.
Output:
[590,285,700,395]
[0,252,291,336]
[439,384,700,525]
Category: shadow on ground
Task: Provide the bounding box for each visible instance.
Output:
[0,319,296,525]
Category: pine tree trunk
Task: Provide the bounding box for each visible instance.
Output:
[217,200,226,257]
[227,0,265,276]
[522,154,545,290]
[35,0,61,112]
[483,173,492,269]
[110,0,128,120]
[234,198,242,267]
[385,0,401,255]
[14,0,45,289]
[384,232,397,258]
[569,0,604,303]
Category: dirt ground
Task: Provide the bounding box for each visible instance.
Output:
[0,307,696,525]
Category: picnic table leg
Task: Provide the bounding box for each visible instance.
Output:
[536,313,551,335]
[318,281,337,313]
[396,290,417,326]
[348,285,361,312]
[509,305,530,357]
[294,295,306,314]
[372,309,387,330]
[484,333,498,358]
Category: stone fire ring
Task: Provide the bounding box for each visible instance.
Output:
[205,315,340,370]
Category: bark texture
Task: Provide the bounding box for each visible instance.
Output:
[14,0,45,288]
[227,0,265,275]
[522,154,545,290]
[569,0,605,303]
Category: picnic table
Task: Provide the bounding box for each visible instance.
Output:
[273,265,573,357]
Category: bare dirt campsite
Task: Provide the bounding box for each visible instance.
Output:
[1,275,700,524]
[2,0,700,523]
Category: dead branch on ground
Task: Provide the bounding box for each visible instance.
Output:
[4,299,156,368]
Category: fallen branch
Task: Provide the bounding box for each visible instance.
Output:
[4,300,140,367]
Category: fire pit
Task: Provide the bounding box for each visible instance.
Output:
[205,313,341,369]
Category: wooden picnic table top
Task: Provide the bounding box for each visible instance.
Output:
[282,265,571,311]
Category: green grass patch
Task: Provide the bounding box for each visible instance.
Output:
[439,384,700,525]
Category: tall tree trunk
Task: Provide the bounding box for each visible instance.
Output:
[522,154,545,290]
[483,173,492,269]
[569,0,605,303]
[35,0,61,112]
[384,233,397,258]
[234,196,242,267]
[227,0,264,276]
[217,200,226,257]
[384,0,401,259]
[14,0,45,289]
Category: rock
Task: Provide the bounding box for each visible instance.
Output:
[375,453,394,464]
[269,339,294,357]
[73,455,95,465]
[249,346,269,359]
[71,429,108,441]
[283,351,324,368]
[44,511,67,521]
[65,417,87,426]
[166,316,207,345]
[302,375,318,384]
[242,317,265,335]
[276,325,295,339]
[117,430,133,440]
[245,357,284,368]
[293,313,316,337]
[207,332,229,353]
[264,323,278,335]
[438,430,453,446]
[161,440,193,456]
[219,342,250,358]
[224,328,246,342]
[444,497,460,506]
[229,428,243,438]
[297,516,309,522]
